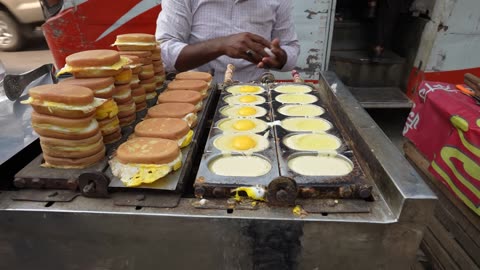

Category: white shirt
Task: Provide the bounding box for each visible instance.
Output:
[156,0,300,83]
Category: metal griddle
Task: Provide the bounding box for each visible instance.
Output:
[194,82,373,202]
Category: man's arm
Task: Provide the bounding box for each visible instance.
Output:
[156,0,273,72]
[175,33,272,72]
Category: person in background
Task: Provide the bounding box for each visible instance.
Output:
[156,0,300,83]
[372,0,413,61]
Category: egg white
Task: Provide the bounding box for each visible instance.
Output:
[217,118,269,133]
[224,94,266,105]
[213,133,269,153]
[220,105,267,118]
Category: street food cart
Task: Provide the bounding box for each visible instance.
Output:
[0,70,436,269]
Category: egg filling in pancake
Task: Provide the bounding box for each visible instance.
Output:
[22,97,106,114]
[220,105,267,118]
[288,155,353,176]
[217,118,268,133]
[224,94,266,105]
[57,56,130,76]
[110,153,182,187]
[95,99,119,120]
[284,134,341,151]
[146,92,158,100]
[274,85,313,94]
[275,94,318,104]
[209,156,272,177]
[278,104,325,117]
[281,118,332,132]
[33,119,99,134]
[227,85,265,95]
[183,113,198,127]
[213,134,269,153]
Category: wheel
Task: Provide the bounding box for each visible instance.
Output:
[0,11,24,51]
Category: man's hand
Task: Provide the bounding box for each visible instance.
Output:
[219,32,271,64]
[257,38,287,70]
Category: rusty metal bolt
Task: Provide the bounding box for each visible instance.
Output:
[31,178,44,188]
[66,179,78,190]
[82,182,95,194]
[194,186,206,198]
[276,189,289,202]
[359,186,372,199]
[339,186,353,198]
[212,187,225,198]
[13,178,26,188]
[136,194,146,201]
[300,188,315,198]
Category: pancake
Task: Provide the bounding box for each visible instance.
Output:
[281,118,332,132]
[32,112,100,140]
[167,80,208,97]
[209,156,271,177]
[288,155,353,176]
[113,33,157,51]
[59,77,115,99]
[147,103,198,127]
[277,104,325,117]
[157,90,203,111]
[284,133,341,151]
[24,84,105,119]
[175,71,212,83]
[274,84,313,94]
[275,94,318,104]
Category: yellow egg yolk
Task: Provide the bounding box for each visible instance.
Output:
[239,86,259,93]
[232,136,257,150]
[233,119,256,131]
[238,107,257,116]
[239,95,257,103]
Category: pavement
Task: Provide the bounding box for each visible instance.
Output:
[0,36,53,75]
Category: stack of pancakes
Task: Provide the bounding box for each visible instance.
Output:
[23,84,106,168]
[151,46,165,88]
[122,55,147,113]
[57,49,133,141]
[147,103,198,128]
[114,33,158,102]
[59,77,121,144]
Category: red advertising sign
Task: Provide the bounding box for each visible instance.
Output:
[404,81,480,215]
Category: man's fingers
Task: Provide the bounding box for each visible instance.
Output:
[261,57,280,69]
[271,38,281,49]
[248,33,272,48]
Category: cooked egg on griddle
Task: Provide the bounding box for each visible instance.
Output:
[227,85,265,95]
[224,94,266,105]
[277,104,325,117]
[284,133,341,151]
[213,133,269,153]
[217,118,269,133]
[209,155,272,177]
[281,117,332,132]
[220,105,267,118]
[274,85,312,94]
[288,154,353,176]
[275,94,318,104]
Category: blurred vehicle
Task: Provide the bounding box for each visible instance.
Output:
[0,0,44,51]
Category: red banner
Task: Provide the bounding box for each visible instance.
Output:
[404,81,480,215]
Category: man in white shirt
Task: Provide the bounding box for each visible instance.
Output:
[156,0,300,83]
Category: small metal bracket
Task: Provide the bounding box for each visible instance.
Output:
[113,192,181,208]
[78,172,110,198]
[11,189,79,202]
